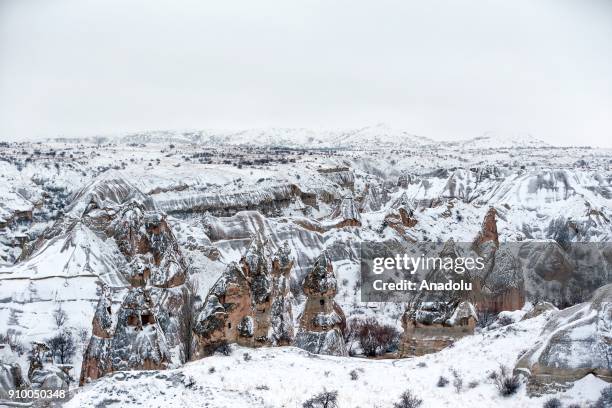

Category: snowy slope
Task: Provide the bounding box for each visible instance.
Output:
[66,313,609,408]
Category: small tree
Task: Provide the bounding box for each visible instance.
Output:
[393,389,423,408]
[52,305,68,329]
[303,390,338,408]
[47,330,76,364]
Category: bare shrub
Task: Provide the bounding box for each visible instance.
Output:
[215,341,232,356]
[437,376,449,387]
[451,369,463,393]
[495,365,520,396]
[393,389,423,408]
[303,390,338,408]
[52,305,68,329]
[355,317,400,357]
[343,317,362,356]
[542,398,561,408]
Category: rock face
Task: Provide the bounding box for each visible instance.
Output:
[515,284,612,394]
[384,193,417,235]
[294,251,347,356]
[80,197,190,385]
[192,238,294,358]
[331,195,362,228]
[471,208,525,313]
[30,365,71,392]
[473,206,499,248]
[399,300,477,357]
[0,359,29,400]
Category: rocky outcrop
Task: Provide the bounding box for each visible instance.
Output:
[30,365,71,392]
[515,284,612,394]
[80,287,171,384]
[317,166,355,190]
[80,197,189,384]
[155,184,301,217]
[0,359,29,400]
[192,238,294,358]
[358,183,386,212]
[384,193,417,234]
[294,251,347,356]
[522,301,558,320]
[470,246,525,313]
[471,208,525,313]
[331,195,361,228]
[473,207,499,248]
[399,300,477,357]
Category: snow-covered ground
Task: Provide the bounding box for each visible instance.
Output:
[67,313,608,407]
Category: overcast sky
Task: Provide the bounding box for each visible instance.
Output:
[1,0,611,146]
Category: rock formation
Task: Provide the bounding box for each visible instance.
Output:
[331,195,362,228]
[399,300,477,357]
[80,198,189,384]
[515,283,612,394]
[384,192,417,234]
[80,286,172,384]
[473,206,499,248]
[294,251,347,356]
[192,238,294,358]
[0,358,29,400]
[470,207,525,312]
[522,301,558,320]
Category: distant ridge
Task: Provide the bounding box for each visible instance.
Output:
[44,125,557,149]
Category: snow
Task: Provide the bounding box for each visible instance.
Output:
[66,314,609,408]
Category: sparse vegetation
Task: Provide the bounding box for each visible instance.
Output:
[451,369,463,393]
[303,390,338,408]
[215,341,232,356]
[52,305,68,329]
[542,398,561,408]
[393,389,423,408]
[437,376,449,387]
[495,365,520,396]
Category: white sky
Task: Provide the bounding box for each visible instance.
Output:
[1,0,611,146]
